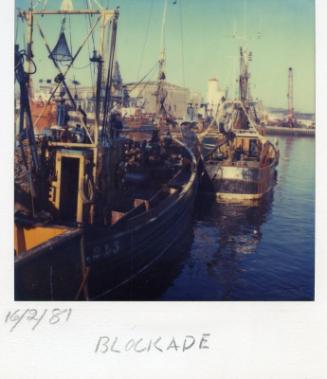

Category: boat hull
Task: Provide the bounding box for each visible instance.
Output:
[86,180,196,299]
[15,229,84,300]
[205,161,277,203]
[15,165,198,301]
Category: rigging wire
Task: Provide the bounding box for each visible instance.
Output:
[42,0,48,11]
[102,18,118,141]
[160,0,168,62]
[72,62,92,70]
[128,62,158,102]
[103,13,114,84]
[156,0,168,119]
[136,67,157,100]
[179,0,185,88]
[136,0,154,80]
[67,15,79,99]
[32,0,44,9]
[20,12,26,50]
[86,0,96,94]
[86,0,96,51]
[127,61,158,95]
[15,10,21,45]
[93,0,104,10]
[68,16,73,55]
[33,15,102,126]
[178,0,187,106]
[159,0,168,75]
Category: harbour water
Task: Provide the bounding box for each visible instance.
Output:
[159,135,315,301]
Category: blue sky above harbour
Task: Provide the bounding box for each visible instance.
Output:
[15,0,315,113]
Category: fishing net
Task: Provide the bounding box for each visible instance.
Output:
[49,31,73,63]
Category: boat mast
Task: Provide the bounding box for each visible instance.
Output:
[21,7,116,141]
[94,8,111,145]
[17,4,39,172]
[17,4,118,223]
[101,9,119,141]
[228,0,257,106]
[159,0,168,73]
[156,0,168,119]
[239,1,250,104]
[239,47,252,104]
[25,5,34,98]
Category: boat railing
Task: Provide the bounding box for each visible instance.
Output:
[203,135,227,160]
[168,166,191,188]
[127,187,181,229]
[109,202,147,232]
[125,166,192,229]
[15,226,82,263]
[148,188,170,208]
[109,184,177,231]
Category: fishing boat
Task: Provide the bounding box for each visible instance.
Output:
[201,47,279,203]
[14,1,198,300]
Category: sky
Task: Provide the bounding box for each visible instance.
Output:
[15,0,315,113]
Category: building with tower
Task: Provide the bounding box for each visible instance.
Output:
[207,77,226,116]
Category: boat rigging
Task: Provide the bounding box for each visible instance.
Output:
[14,1,199,301]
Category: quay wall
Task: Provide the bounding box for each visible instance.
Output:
[260,126,315,137]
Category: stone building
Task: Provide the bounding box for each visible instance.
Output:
[34,76,191,121]
[125,81,190,120]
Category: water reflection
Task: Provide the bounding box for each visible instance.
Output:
[161,136,314,300]
[199,192,273,248]
[279,136,295,182]
[108,189,275,300]
[100,224,195,300]
[283,136,295,161]
[195,193,274,299]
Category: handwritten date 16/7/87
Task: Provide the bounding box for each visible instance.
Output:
[4,308,72,332]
